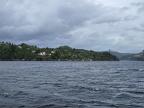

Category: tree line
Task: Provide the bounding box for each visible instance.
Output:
[0,42,119,61]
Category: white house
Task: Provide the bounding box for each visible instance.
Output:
[32,51,36,53]
[18,46,22,49]
[38,52,46,56]
[51,51,55,54]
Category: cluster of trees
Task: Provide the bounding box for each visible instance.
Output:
[52,46,119,61]
[0,42,119,61]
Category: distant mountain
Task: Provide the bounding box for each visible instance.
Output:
[110,50,144,61]
[139,50,144,55]
[109,51,133,59]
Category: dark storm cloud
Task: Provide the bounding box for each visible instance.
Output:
[0,0,144,52]
[0,0,106,41]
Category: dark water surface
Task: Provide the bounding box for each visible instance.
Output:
[0,61,144,108]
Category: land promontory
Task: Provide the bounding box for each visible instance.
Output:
[0,42,119,61]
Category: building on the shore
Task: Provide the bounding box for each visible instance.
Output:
[38,52,46,56]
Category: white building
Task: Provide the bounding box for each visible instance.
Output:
[18,46,22,49]
[51,51,55,54]
[38,52,46,56]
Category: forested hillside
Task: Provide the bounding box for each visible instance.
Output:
[0,42,119,61]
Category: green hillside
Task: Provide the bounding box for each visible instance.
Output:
[0,42,119,61]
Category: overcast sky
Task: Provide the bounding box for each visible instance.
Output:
[0,0,144,53]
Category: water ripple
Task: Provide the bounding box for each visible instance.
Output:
[0,61,144,108]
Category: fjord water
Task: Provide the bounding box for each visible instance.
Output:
[0,61,144,108]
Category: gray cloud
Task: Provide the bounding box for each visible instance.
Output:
[0,0,144,53]
[131,1,144,13]
[131,2,144,6]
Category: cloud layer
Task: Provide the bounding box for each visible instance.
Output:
[0,0,144,52]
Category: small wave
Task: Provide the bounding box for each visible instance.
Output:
[126,90,144,95]
[137,80,144,82]
[129,69,140,71]
[37,104,57,108]
[139,69,144,72]
[71,85,99,92]
[113,93,133,100]
[118,68,141,72]
[0,93,9,97]
[79,100,119,107]
[37,104,87,108]
[18,105,25,108]
[51,82,65,88]
[116,104,144,108]
[38,82,49,85]
[114,71,121,73]
[14,91,29,97]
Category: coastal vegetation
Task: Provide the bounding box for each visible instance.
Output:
[0,42,119,61]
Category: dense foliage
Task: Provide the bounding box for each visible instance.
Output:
[0,42,119,61]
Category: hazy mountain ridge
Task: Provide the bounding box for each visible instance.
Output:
[110,50,144,61]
